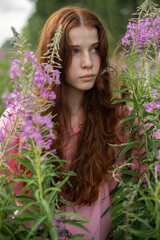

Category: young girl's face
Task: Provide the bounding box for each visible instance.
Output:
[65,25,100,95]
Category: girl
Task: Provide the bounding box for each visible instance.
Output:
[0,6,128,240]
[36,6,127,239]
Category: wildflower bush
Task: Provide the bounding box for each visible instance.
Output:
[108,0,160,239]
[0,27,89,239]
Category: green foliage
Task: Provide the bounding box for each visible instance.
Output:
[106,1,160,239]
[0,149,89,239]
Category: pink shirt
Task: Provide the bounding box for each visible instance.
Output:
[62,118,125,240]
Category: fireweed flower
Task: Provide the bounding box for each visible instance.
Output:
[21,113,56,149]
[34,65,49,88]
[143,96,160,113]
[54,215,65,237]
[154,100,160,109]
[122,17,160,50]
[9,60,21,79]
[3,49,60,121]
[38,222,44,230]
[151,89,158,95]
[143,103,154,113]
[155,163,160,171]
[24,51,38,65]
[50,69,61,85]
[37,217,65,237]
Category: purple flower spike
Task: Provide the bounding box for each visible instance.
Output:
[54,215,65,237]
[9,60,21,79]
[154,100,160,109]
[58,225,66,237]
[151,89,158,95]
[155,164,160,171]
[50,91,56,100]
[143,103,154,113]
[122,16,160,50]
[25,51,38,65]
[38,222,44,230]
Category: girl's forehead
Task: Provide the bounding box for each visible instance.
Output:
[68,25,99,46]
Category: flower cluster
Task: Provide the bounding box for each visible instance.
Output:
[143,100,160,113]
[54,215,66,237]
[122,17,160,50]
[2,50,61,150]
[9,60,24,79]
[34,65,60,89]
[38,214,65,237]
[155,163,160,171]
[22,113,56,150]
[143,89,160,113]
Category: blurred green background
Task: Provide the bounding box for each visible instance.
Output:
[0,0,159,115]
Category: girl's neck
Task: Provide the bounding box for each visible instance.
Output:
[64,87,84,128]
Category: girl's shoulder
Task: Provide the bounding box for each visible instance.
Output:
[0,108,21,173]
[0,107,21,145]
[0,107,21,129]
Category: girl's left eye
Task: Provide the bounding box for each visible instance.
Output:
[91,47,98,53]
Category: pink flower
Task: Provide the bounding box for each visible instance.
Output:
[155,164,160,171]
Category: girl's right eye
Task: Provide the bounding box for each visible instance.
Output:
[72,49,79,55]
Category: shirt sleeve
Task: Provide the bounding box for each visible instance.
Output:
[0,108,20,175]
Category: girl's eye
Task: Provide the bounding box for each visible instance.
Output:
[91,47,98,53]
[72,49,79,55]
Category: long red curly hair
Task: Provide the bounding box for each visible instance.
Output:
[37,6,125,205]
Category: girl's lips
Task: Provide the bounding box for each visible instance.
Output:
[80,74,95,80]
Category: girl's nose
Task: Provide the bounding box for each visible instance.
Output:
[81,52,93,69]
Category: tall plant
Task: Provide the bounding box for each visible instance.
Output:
[0,26,89,239]
[108,0,160,239]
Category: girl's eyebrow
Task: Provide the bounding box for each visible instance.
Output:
[69,42,99,48]
[91,42,99,46]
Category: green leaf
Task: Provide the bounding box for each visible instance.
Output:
[120,169,142,177]
[26,216,46,238]
[130,214,152,229]
[112,87,130,100]
[129,228,157,238]
[49,227,58,240]
[65,234,85,239]
[117,141,140,158]
[57,212,89,222]
[41,199,51,217]
[56,175,69,189]
[109,140,140,148]
[0,162,13,173]
[63,219,90,233]
[18,159,36,174]
[119,115,135,125]
[112,98,134,104]
[44,187,61,196]
[101,206,110,218]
